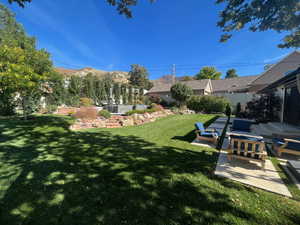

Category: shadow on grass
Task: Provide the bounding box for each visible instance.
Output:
[0,115,297,225]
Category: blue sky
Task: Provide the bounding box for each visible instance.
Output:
[2,0,297,79]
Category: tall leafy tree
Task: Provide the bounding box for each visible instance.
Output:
[216,0,300,48]
[68,75,83,106]
[121,84,128,104]
[195,67,221,80]
[128,64,153,90]
[103,73,113,104]
[0,3,56,117]
[128,86,133,105]
[95,78,107,105]
[170,83,193,108]
[82,73,96,100]
[45,72,66,107]
[113,83,121,105]
[225,69,238,79]
[0,4,35,49]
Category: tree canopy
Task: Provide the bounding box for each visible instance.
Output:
[195,67,222,80]
[0,3,57,116]
[216,0,300,48]
[128,64,153,90]
[170,83,193,107]
[225,69,238,79]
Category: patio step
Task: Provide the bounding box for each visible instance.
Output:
[251,124,274,138]
[267,122,300,134]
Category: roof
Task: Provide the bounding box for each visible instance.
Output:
[211,75,260,93]
[250,51,300,90]
[259,67,300,93]
[148,79,210,93]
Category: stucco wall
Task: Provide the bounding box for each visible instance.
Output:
[213,92,258,109]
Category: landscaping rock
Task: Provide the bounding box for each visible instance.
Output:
[70,109,175,130]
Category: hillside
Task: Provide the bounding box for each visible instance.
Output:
[55,67,130,84]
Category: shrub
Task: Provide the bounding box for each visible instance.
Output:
[235,102,242,116]
[148,94,161,104]
[44,105,58,114]
[79,97,93,107]
[187,95,230,113]
[150,103,164,111]
[170,106,180,113]
[99,110,111,119]
[73,107,97,120]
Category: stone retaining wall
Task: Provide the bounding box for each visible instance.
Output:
[70,110,174,130]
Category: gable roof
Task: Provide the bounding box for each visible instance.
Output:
[259,67,300,94]
[250,51,300,91]
[211,75,260,93]
[148,79,210,93]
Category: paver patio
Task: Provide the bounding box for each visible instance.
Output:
[215,151,292,197]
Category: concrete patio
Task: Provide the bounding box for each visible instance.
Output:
[215,151,292,197]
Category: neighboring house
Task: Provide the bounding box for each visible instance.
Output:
[211,76,260,108]
[259,67,300,126]
[147,79,212,103]
[249,51,300,92]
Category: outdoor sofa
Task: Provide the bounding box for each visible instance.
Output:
[230,119,253,133]
[227,133,267,169]
[273,137,300,157]
[195,122,219,144]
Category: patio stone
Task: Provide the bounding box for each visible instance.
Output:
[214,151,292,197]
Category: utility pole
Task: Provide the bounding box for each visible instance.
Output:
[172,64,176,84]
[172,64,176,76]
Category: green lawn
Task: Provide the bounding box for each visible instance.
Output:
[0,114,299,225]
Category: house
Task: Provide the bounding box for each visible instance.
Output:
[211,76,260,108]
[249,51,300,92]
[147,79,212,103]
[147,76,259,106]
[259,67,300,126]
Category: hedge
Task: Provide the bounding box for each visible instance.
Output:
[187,95,230,113]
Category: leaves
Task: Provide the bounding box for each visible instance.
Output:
[217,0,300,48]
[195,67,222,80]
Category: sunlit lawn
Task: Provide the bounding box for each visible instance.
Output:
[0,114,299,225]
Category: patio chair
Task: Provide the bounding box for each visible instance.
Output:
[273,137,300,157]
[230,119,253,133]
[195,122,219,144]
[227,134,267,169]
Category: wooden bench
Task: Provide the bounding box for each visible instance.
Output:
[227,134,267,169]
[277,138,300,157]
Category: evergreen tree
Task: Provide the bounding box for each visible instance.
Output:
[103,73,113,104]
[128,86,133,105]
[121,84,128,104]
[113,83,121,105]
[68,75,83,106]
[128,64,153,90]
[95,78,106,105]
[82,73,96,100]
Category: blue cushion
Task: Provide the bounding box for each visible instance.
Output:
[286,142,300,151]
[231,120,252,132]
[273,137,300,151]
[272,138,285,146]
[201,131,219,137]
[230,134,263,142]
[195,122,205,132]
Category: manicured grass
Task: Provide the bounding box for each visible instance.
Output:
[0,114,299,225]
